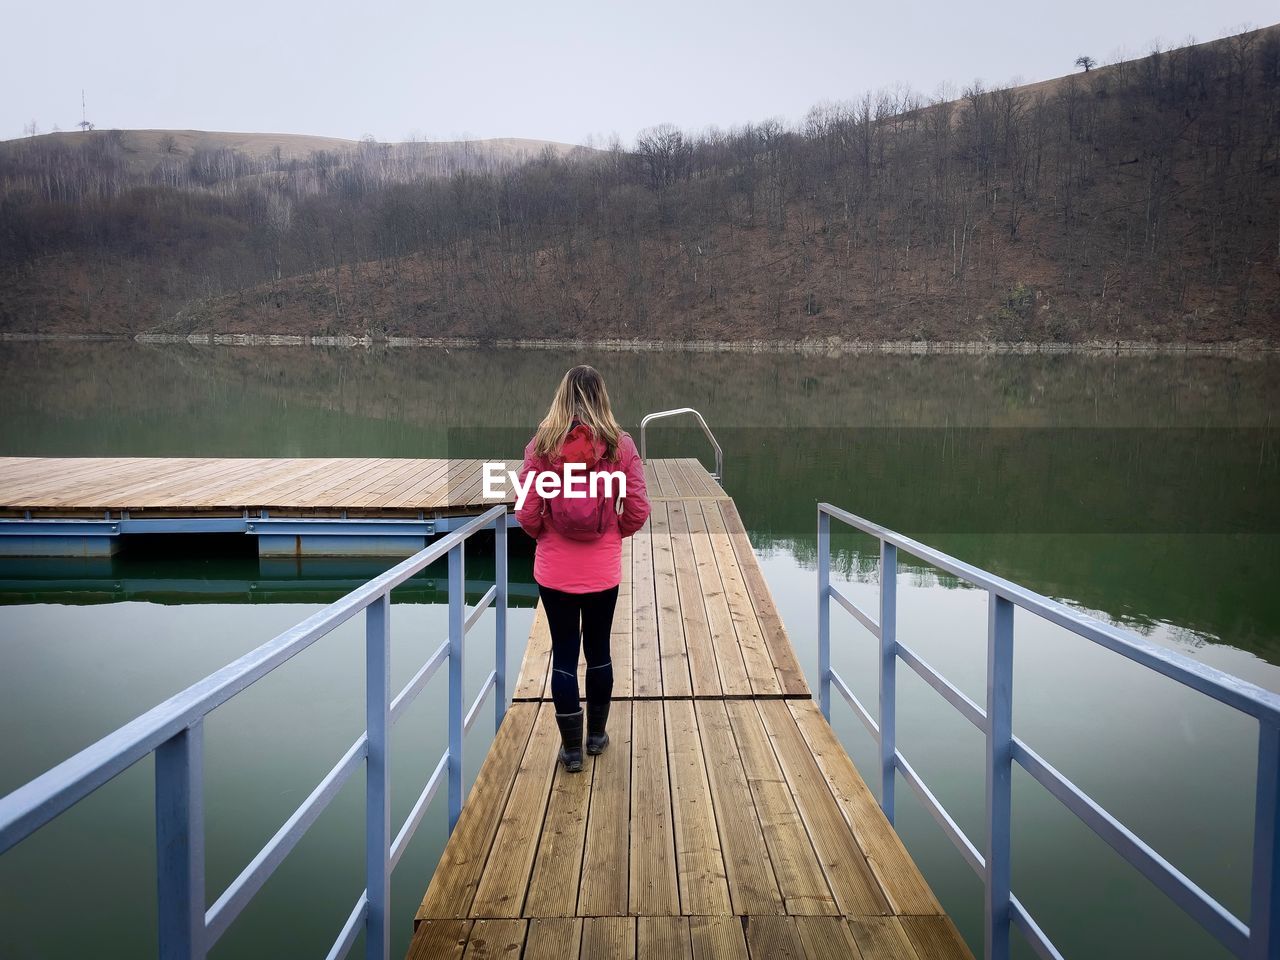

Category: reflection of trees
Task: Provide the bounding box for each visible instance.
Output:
[767,529,1280,665]
[2,342,1276,435]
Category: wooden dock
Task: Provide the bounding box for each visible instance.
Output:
[0,456,520,518]
[409,459,973,960]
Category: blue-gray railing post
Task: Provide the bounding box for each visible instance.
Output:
[155,720,206,960]
[817,509,831,720]
[1251,720,1280,959]
[364,594,391,960]
[985,592,1014,960]
[811,503,1280,960]
[879,540,897,822]
[0,503,509,960]
[447,543,465,831]
[495,516,508,732]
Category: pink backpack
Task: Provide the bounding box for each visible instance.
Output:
[546,424,615,541]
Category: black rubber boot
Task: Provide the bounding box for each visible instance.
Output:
[586,700,611,755]
[556,709,584,773]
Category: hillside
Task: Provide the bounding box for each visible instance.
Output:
[1,27,1278,345]
[0,129,584,177]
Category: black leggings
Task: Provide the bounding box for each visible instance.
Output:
[539,584,618,715]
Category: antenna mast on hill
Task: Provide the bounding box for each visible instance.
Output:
[77,90,94,132]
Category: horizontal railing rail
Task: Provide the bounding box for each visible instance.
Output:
[0,503,510,960]
[817,502,1280,960]
[639,407,724,483]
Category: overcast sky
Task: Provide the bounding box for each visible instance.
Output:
[4,0,1275,145]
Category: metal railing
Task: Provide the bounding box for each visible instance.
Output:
[639,407,723,483]
[816,502,1280,960]
[0,504,509,960]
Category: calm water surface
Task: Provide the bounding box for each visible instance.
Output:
[0,342,1276,959]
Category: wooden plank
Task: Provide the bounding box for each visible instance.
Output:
[358,457,448,509]
[123,458,273,504]
[651,458,679,498]
[393,457,467,510]
[719,500,809,696]
[0,459,98,503]
[848,917,923,960]
[611,598,634,700]
[687,499,752,697]
[668,458,711,498]
[207,457,348,506]
[262,457,390,508]
[642,461,659,495]
[406,919,472,960]
[0,457,130,503]
[470,703,561,917]
[205,460,332,507]
[610,534,634,699]
[436,459,481,508]
[514,603,551,700]
[669,501,722,697]
[756,700,890,917]
[417,458,478,510]
[417,703,538,920]
[523,918,582,960]
[353,458,447,508]
[581,917,636,959]
[694,700,783,914]
[689,916,749,960]
[579,702,633,916]
[899,916,973,960]
[652,503,693,698]
[679,457,726,498]
[30,457,207,503]
[664,699,731,915]
[523,739,594,916]
[660,457,697,497]
[460,918,525,959]
[446,459,499,509]
[789,700,943,916]
[795,916,866,960]
[199,460,332,504]
[629,700,678,915]
[744,916,806,960]
[725,700,838,916]
[448,459,519,508]
[639,916,691,958]
[702,501,780,697]
[630,518,661,697]
[47,457,253,508]
[305,457,417,508]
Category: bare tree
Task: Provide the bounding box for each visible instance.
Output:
[1075,55,1097,72]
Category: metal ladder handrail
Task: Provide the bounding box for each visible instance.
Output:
[639,408,723,484]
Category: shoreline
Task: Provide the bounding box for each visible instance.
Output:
[0,331,1275,356]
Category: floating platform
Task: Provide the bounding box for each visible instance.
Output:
[409,459,972,959]
[0,457,521,557]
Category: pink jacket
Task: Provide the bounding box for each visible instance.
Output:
[516,430,650,593]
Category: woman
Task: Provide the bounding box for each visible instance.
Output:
[515,365,650,772]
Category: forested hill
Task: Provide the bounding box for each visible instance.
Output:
[2,27,1278,345]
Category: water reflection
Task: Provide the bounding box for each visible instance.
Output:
[1,341,1277,959]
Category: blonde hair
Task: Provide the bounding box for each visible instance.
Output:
[534,365,623,462]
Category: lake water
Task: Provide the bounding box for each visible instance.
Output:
[0,341,1276,959]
